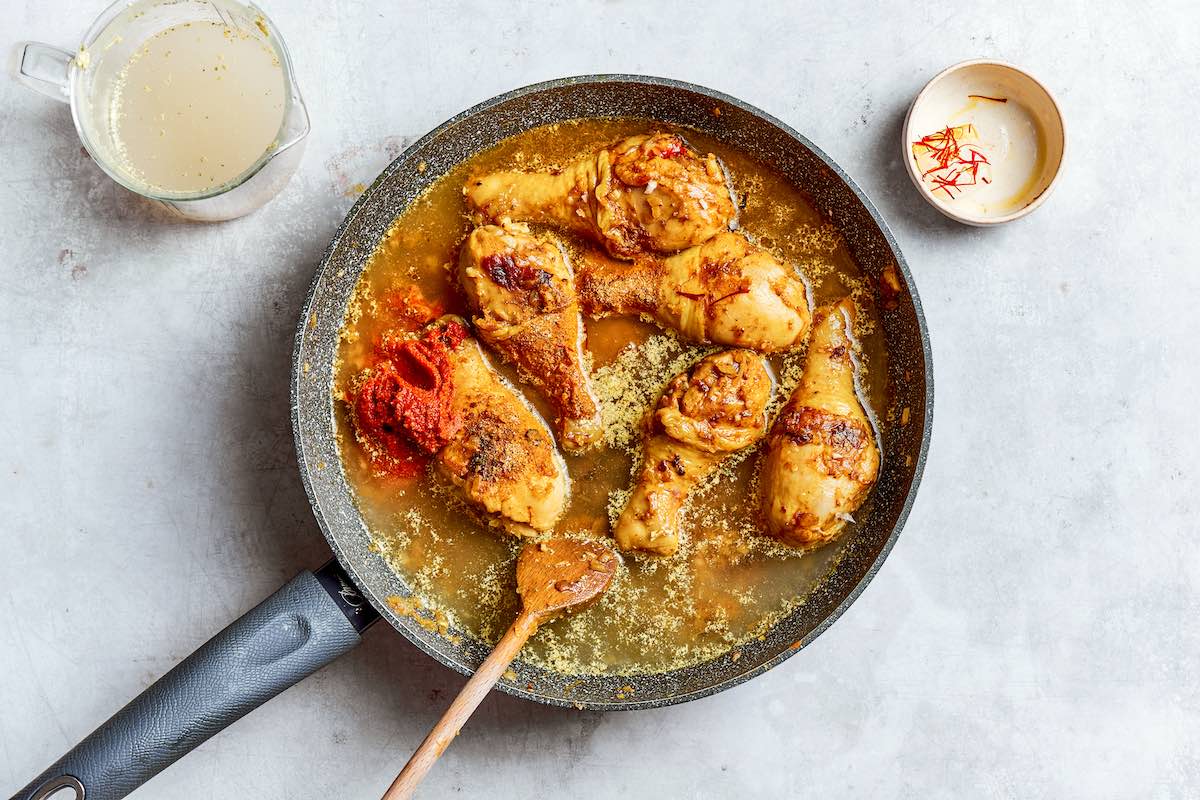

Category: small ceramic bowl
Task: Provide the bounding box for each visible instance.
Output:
[903,59,1065,226]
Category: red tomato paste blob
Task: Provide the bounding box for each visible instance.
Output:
[352,319,468,477]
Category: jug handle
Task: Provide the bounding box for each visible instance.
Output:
[14,42,74,103]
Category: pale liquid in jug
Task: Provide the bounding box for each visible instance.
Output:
[110,20,285,194]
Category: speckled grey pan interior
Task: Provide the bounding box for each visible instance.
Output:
[291,75,933,710]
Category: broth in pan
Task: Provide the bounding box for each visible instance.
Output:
[335,118,888,675]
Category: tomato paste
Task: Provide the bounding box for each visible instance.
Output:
[352,319,468,477]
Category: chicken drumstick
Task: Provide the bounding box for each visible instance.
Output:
[465,132,736,259]
[577,231,811,353]
[458,222,603,452]
[761,299,879,548]
[615,349,772,556]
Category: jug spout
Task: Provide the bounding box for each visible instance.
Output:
[275,87,311,156]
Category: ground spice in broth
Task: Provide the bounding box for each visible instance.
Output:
[334,118,888,675]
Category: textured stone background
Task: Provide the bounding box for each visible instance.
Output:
[2,1,1197,798]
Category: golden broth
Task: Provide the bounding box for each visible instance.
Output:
[335,119,887,675]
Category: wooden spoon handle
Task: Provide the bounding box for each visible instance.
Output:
[381,611,540,800]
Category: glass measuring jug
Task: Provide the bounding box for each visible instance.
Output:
[16,0,309,221]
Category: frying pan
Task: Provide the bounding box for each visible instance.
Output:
[11,75,932,800]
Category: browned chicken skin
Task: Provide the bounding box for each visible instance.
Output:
[615,349,773,556]
[432,316,569,536]
[761,299,879,547]
[577,231,811,352]
[464,133,737,259]
[458,222,603,452]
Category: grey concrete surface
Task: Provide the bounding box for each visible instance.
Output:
[2,1,1197,798]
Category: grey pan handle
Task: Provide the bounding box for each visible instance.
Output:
[10,564,375,800]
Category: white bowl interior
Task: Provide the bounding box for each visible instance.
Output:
[905,61,1065,224]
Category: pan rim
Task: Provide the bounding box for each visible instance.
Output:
[291,73,935,710]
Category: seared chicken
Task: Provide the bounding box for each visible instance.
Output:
[615,350,772,556]
[577,231,811,352]
[433,316,569,536]
[458,222,603,452]
[465,133,736,259]
[761,299,879,548]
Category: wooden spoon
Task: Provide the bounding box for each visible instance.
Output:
[381,537,619,800]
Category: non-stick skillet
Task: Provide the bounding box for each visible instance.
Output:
[11,75,933,800]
